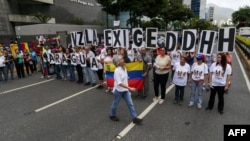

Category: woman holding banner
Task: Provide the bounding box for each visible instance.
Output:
[23,49,34,75]
[75,47,83,84]
[104,48,114,92]
[153,47,171,104]
[14,49,25,78]
[188,54,208,109]
[109,55,143,124]
[65,48,75,82]
[206,53,232,115]
[95,48,104,89]
[172,56,190,105]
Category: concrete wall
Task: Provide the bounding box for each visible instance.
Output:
[51,0,103,24]
[0,0,15,35]
[15,24,105,35]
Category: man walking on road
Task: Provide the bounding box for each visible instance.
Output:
[109,55,143,124]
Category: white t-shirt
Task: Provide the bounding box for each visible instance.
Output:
[96,55,104,69]
[127,49,135,62]
[191,62,208,81]
[210,62,232,86]
[173,62,190,86]
[170,50,182,66]
[0,56,5,67]
[114,66,129,92]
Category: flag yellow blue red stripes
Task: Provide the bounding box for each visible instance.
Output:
[105,61,144,90]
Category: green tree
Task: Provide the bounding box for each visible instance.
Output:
[160,0,193,29]
[232,6,250,27]
[183,17,214,31]
[32,12,51,23]
[97,0,122,19]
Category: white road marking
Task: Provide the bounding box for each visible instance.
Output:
[115,84,175,139]
[235,50,250,92]
[35,84,100,112]
[0,79,55,95]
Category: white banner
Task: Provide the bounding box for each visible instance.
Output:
[182,29,197,52]
[218,27,236,52]
[198,30,217,55]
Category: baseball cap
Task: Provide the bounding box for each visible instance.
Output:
[196,54,204,60]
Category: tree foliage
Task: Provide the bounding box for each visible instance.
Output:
[97,0,194,29]
[232,6,250,27]
[32,12,51,23]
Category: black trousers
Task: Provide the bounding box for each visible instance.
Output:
[207,86,225,111]
[175,85,185,101]
[154,73,169,99]
[76,64,83,82]
[16,63,25,78]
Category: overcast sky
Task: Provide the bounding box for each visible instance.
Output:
[207,0,250,10]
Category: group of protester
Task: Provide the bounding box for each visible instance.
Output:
[0,46,38,82]
[0,41,233,124]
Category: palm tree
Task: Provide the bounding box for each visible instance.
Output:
[32,12,51,23]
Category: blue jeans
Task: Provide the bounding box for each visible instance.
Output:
[6,63,14,80]
[189,80,204,106]
[68,65,75,81]
[175,85,185,101]
[84,67,96,83]
[61,65,67,79]
[55,64,62,79]
[110,90,138,119]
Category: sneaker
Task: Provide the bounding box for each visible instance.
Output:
[41,76,44,78]
[197,105,202,110]
[158,99,164,104]
[110,116,119,121]
[152,97,158,102]
[133,118,143,124]
[188,103,193,107]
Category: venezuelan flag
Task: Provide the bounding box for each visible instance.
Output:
[105,61,144,90]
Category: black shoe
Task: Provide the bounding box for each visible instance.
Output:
[142,95,148,99]
[110,116,119,121]
[205,107,211,111]
[91,83,97,87]
[84,82,90,86]
[96,85,103,89]
[173,100,178,104]
[136,94,141,99]
[133,118,143,124]
[218,110,224,115]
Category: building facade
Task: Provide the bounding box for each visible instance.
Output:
[0,0,104,36]
[205,6,214,21]
[183,0,206,20]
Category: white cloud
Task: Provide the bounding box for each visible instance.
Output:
[207,0,250,10]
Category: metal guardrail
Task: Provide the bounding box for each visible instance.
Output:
[236,39,250,59]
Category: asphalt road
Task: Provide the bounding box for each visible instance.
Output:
[0,50,250,141]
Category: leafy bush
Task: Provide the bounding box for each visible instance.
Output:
[236,35,250,47]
